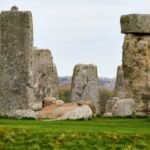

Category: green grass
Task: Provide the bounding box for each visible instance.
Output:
[0,118,150,150]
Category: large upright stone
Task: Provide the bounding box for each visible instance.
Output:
[71,64,100,114]
[121,14,150,34]
[33,49,59,102]
[0,7,34,114]
[0,12,1,51]
[114,65,126,99]
[121,14,150,111]
[122,34,150,102]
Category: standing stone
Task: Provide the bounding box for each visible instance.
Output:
[71,64,100,114]
[0,7,34,114]
[33,49,59,103]
[121,14,150,111]
[0,12,1,53]
[114,65,126,99]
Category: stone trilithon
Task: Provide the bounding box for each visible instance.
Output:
[121,14,150,112]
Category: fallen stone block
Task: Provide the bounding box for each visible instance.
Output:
[112,99,135,116]
[43,96,56,107]
[7,109,37,119]
[55,100,64,106]
[30,102,43,111]
[103,112,113,117]
[38,103,92,120]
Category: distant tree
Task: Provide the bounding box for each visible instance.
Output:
[59,84,71,103]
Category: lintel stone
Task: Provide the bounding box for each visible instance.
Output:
[121,14,150,34]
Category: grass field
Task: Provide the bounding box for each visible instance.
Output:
[0,118,150,150]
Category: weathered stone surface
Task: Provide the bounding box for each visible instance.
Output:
[114,66,126,99]
[43,96,56,107]
[0,12,1,56]
[58,105,92,120]
[33,49,59,103]
[121,13,150,114]
[7,109,37,119]
[55,100,64,106]
[76,100,96,116]
[43,97,64,106]
[71,64,100,114]
[38,103,92,120]
[0,8,35,114]
[112,99,135,116]
[105,97,119,113]
[121,14,150,34]
[122,34,150,107]
[29,102,43,111]
[103,112,113,117]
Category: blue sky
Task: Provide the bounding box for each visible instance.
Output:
[1,0,150,77]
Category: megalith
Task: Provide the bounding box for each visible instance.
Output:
[33,49,59,102]
[121,14,150,110]
[0,7,34,114]
[71,64,100,114]
[114,65,126,99]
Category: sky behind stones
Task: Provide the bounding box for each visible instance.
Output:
[1,0,150,77]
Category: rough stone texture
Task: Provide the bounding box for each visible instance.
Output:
[43,97,64,106]
[112,99,135,116]
[0,8,35,114]
[58,105,92,120]
[103,112,113,117]
[121,14,150,34]
[43,97,56,106]
[38,103,92,120]
[71,64,100,114]
[7,109,37,119]
[0,12,1,56]
[114,65,126,99]
[33,49,59,103]
[122,34,150,109]
[105,97,119,113]
[43,96,57,107]
[121,14,150,113]
[29,102,43,111]
[76,100,96,116]
[55,100,64,106]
